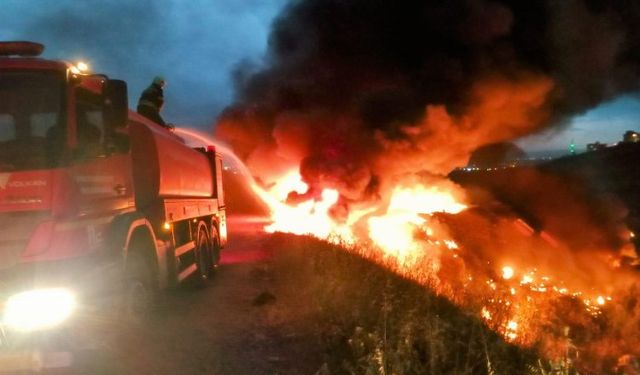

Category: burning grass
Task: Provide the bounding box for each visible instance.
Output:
[264,227,640,374]
[265,233,560,374]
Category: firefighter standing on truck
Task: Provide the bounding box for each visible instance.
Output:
[137,76,172,129]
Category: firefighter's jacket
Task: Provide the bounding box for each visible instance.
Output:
[137,83,166,126]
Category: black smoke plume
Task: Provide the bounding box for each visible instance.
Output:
[217,0,640,206]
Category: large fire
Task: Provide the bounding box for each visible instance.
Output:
[245,166,636,367]
[178,128,639,372]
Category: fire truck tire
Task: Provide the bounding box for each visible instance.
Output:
[209,226,221,276]
[122,250,155,319]
[191,225,212,287]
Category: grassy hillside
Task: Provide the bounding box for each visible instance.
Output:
[259,233,556,375]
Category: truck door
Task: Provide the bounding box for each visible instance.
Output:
[69,85,133,218]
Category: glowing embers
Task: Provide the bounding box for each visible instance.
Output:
[502,266,515,280]
[476,263,616,347]
[481,306,492,321]
[506,320,519,341]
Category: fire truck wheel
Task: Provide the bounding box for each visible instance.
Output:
[192,226,212,287]
[209,226,221,276]
[122,251,154,319]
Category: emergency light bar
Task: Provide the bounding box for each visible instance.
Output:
[0,41,45,57]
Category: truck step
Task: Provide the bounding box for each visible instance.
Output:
[177,263,198,282]
[174,241,195,257]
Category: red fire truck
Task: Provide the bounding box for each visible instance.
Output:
[0,41,227,337]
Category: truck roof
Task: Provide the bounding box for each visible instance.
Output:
[0,57,70,72]
[0,42,69,71]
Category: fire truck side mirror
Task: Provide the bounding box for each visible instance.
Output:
[103,79,128,129]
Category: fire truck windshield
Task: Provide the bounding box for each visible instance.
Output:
[0,70,65,171]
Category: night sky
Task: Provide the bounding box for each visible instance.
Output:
[519,95,640,152]
[1,0,287,128]
[2,0,639,153]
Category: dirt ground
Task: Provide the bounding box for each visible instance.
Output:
[108,215,324,375]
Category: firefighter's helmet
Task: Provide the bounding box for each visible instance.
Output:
[153,76,166,87]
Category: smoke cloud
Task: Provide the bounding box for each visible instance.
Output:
[217,0,640,208]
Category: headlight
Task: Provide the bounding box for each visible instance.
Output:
[3,288,76,332]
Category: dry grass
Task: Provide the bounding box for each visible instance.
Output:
[264,233,558,375]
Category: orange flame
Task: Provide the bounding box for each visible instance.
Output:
[367,184,466,262]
